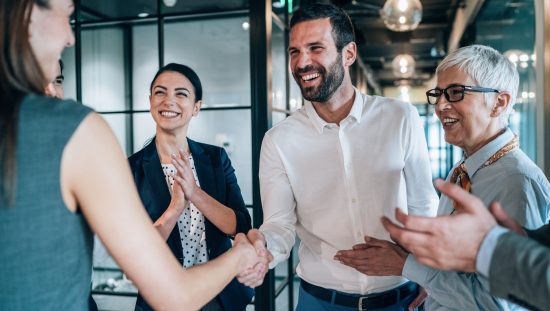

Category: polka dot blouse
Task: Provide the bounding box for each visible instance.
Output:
[161,155,208,268]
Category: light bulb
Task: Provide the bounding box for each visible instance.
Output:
[392,54,415,78]
[519,54,529,62]
[163,0,177,7]
[272,1,285,8]
[397,0,409,12]
[380,0,422,32]
[504,49,523,64]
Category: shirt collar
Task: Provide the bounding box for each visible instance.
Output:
[463,128,515,177]
[304,88,364,134]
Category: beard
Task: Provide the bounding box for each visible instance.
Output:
[293,53,345,103]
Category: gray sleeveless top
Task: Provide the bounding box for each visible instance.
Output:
[0,95,94,310]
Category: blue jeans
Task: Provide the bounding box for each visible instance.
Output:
[296,283,419,311]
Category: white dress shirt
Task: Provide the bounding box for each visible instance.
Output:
[259,89,438,295]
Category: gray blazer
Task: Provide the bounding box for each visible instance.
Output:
[489,225,550,311]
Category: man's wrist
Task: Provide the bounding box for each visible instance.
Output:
[476,225,509,277]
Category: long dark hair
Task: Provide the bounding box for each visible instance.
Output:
[0,0,49,205]
[150,63,203,102]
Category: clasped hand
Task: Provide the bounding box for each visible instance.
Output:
[334,235,408,276]
[234,229,273,288]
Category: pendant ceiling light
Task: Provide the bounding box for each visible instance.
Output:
[392,54,415,78]
[380,0,423,32]
[163,0,177,7]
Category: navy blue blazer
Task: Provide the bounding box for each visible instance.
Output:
[129,137,253,311]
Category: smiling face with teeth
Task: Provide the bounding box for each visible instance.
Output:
[149,71,201,134]
[435,67,504,156]
[288,18,347,103]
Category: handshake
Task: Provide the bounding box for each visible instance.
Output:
[232,229,274,288]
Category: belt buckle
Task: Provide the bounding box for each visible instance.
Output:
[358,296,368,310]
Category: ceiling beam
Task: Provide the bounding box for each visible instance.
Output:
[447,0,486,52]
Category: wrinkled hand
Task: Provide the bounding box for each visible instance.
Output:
[382,179,497,272]
[334,236,408,276]
[233,233,260,273]
[171,150,200,202]
[408,287,428,311]
[236,229,273,288]
[490,202,527,236]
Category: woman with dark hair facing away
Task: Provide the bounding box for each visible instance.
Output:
[129,63,254,311]
[0,0,259,310]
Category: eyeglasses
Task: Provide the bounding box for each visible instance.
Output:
[53,75,64,86]
[426,84,499,105]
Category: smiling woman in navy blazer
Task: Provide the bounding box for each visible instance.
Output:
[129,63,253,311]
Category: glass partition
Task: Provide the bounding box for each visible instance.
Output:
[164,17,251,109]
[81,28,126,112]
[132,24,159,111]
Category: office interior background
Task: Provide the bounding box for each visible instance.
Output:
[61,0,550,310]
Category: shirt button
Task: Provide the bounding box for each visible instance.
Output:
[351,198,357,203]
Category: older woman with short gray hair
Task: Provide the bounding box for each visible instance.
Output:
[335,44,550,310]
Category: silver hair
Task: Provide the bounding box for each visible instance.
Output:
[436,44,519,127]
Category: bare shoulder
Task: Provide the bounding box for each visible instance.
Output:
[61,112,127,212]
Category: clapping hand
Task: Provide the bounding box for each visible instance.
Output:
[168,154,189,215]
[171,149,200,202]
[381,179,497,272]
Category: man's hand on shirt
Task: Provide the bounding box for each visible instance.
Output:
[381,179,497,272]
[334,236,407,276]
[335,238,427,310]
[236,229,273,288]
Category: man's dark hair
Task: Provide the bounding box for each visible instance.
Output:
[58,59,64,74]
[290,3,355,51]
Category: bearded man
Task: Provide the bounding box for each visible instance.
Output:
[237,3,438,311]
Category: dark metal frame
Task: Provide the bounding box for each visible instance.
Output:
[249,0,275,310]
[251,1,300,310]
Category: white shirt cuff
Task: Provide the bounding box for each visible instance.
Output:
[260,228,290,269]
[476,225,509,277]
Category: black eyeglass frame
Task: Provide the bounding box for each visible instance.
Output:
[426,84,500,105]
[53,75,64,86]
